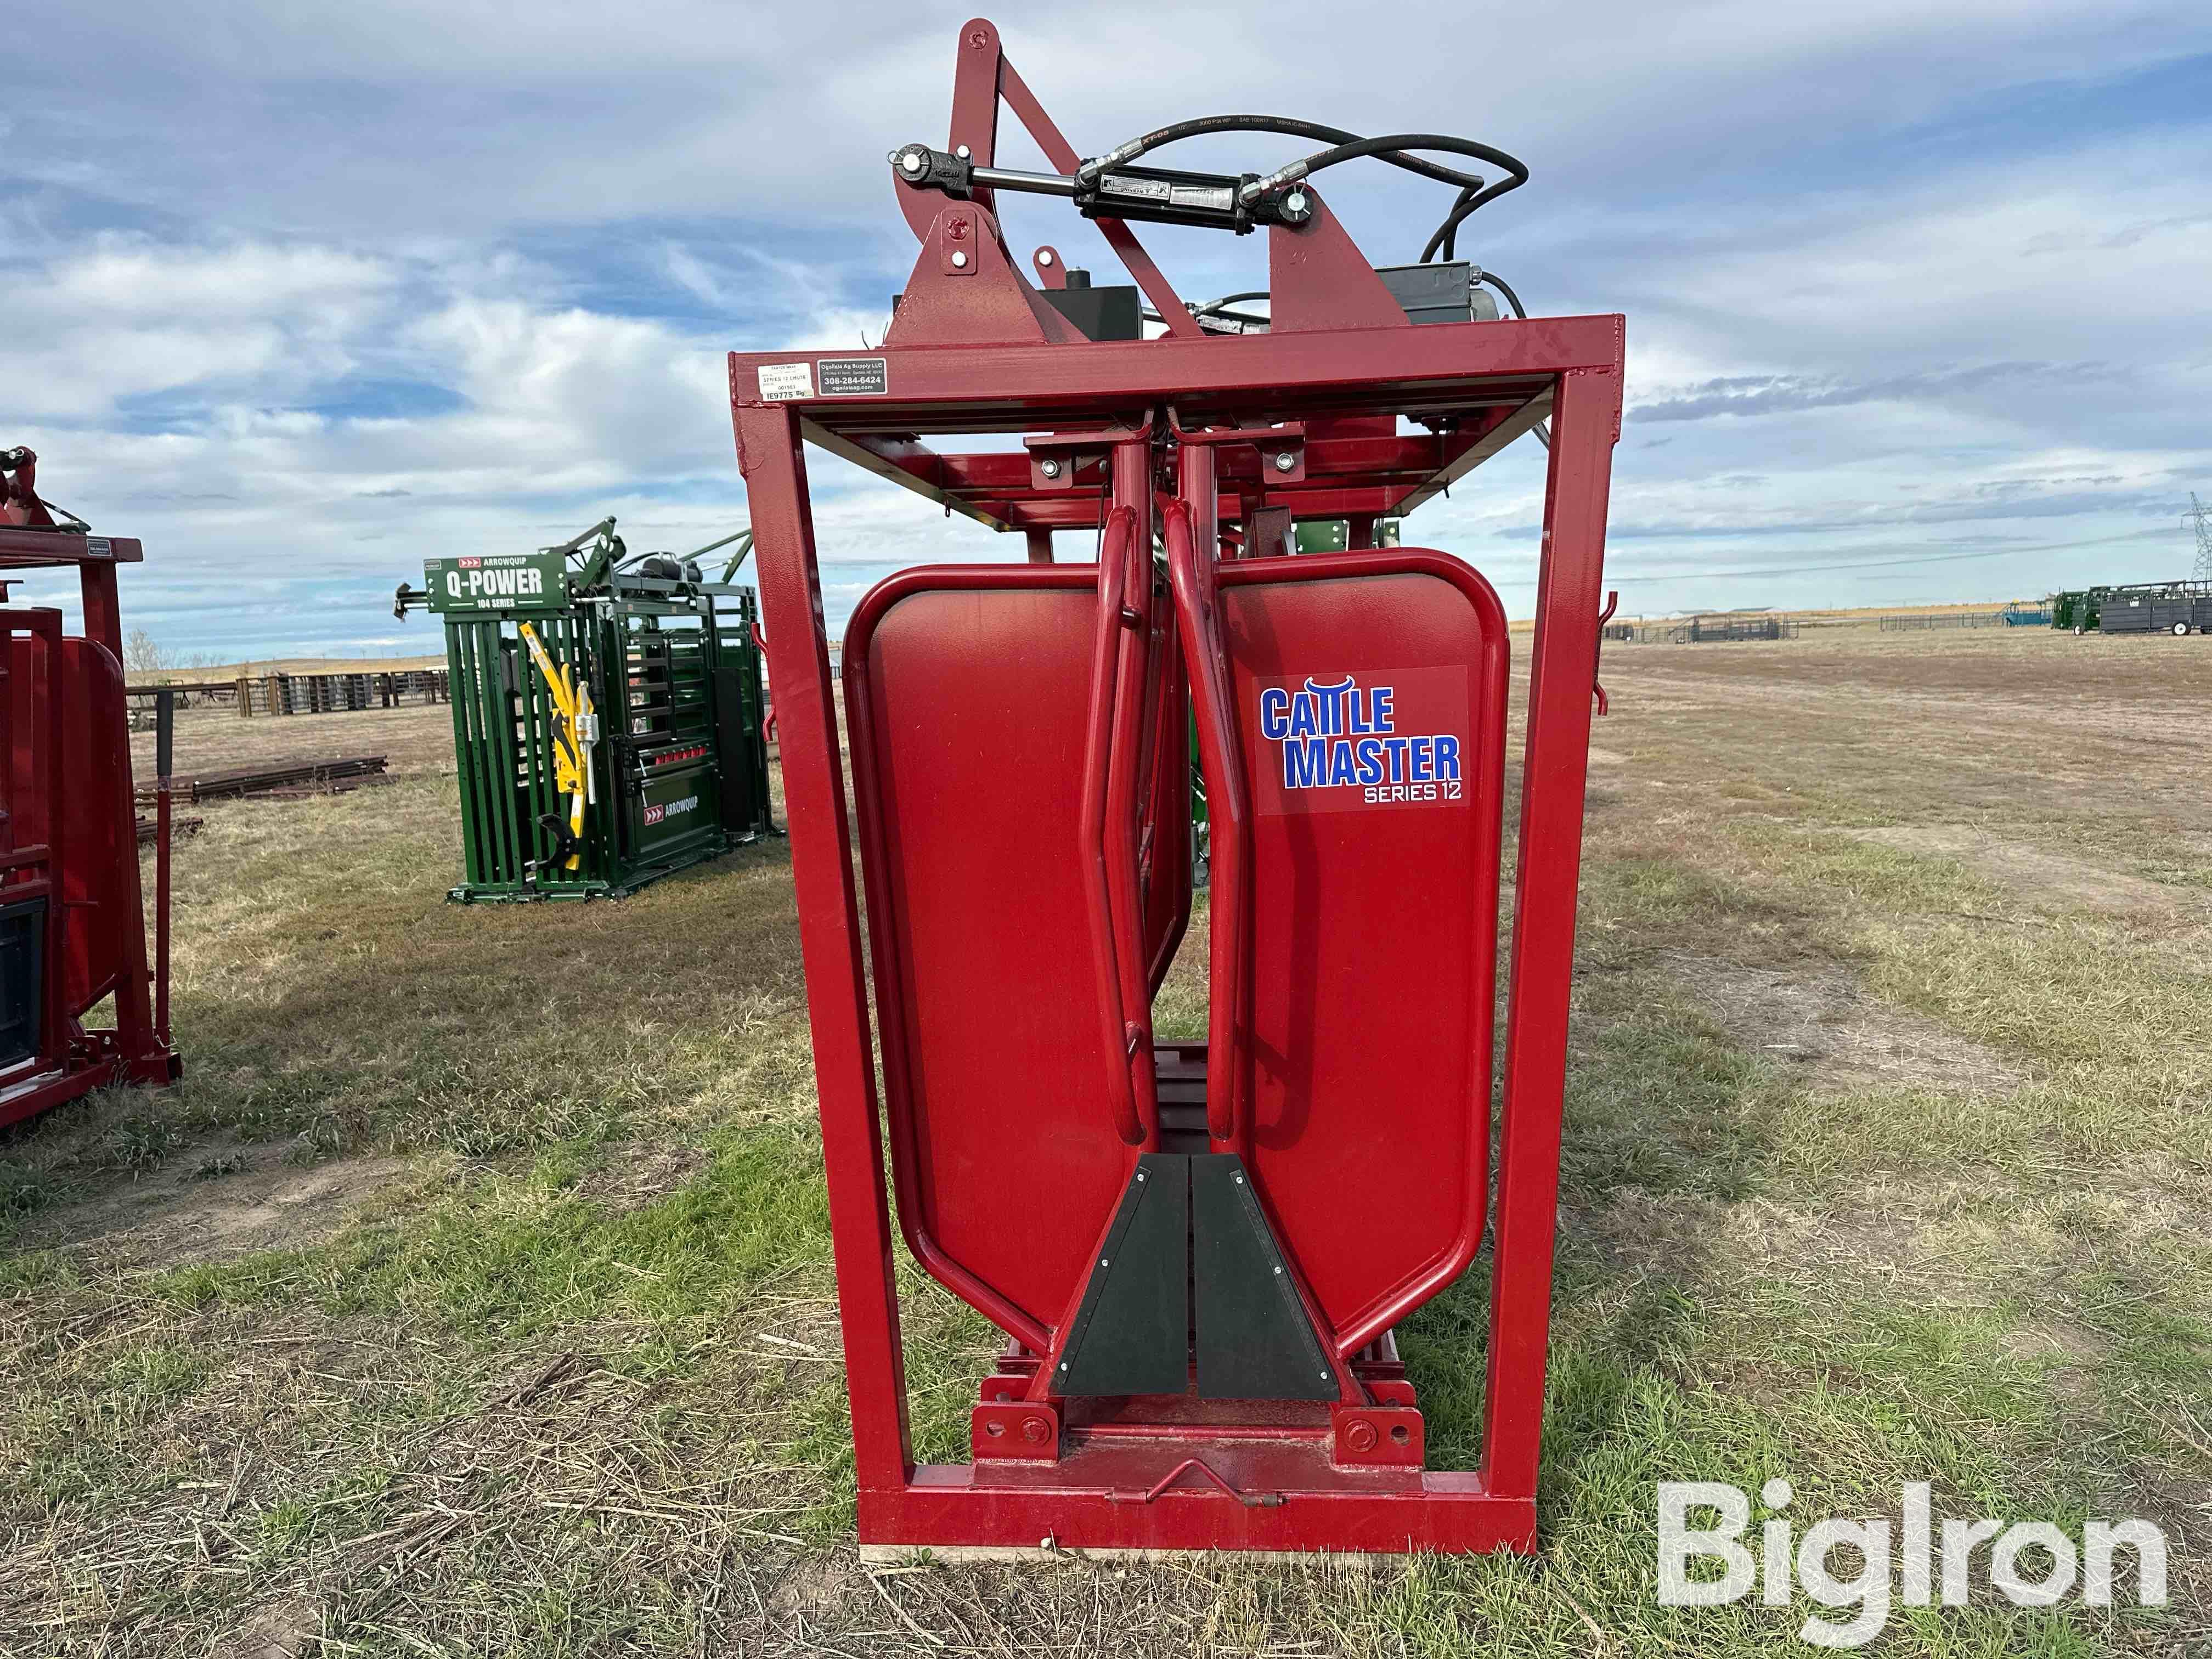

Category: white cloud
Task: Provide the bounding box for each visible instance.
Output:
[3,1,2210,648]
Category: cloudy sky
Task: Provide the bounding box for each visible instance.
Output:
[9,2,2210,658]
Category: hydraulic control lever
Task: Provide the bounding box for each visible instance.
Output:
[890,144,1315,234]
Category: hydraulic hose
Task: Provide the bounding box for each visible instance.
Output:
[1084,114,1495,194]
[1478,270,1528,319]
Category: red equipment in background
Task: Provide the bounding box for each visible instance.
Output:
[730,20,1621,1556]
[0,448,180,1130]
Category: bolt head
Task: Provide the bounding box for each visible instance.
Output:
[950,250,969,268]
[946,218,969,240]
[1037,249,1056,267]
[1040,458,1062,478]
[955,144,972,160]
[1021,1415,1052,1445]
[1345,1419,1379,1453]
[900,150,926,175]
[1285,190,1310,215]
[1274,451,1296,472]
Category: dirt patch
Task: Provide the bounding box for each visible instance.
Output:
[1658,950,2025,1094]
[21,1139,410,1268]
[1836,825,2180,916]
[574,1140,712,1210]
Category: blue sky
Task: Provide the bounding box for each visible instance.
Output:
[7,2,2210,659]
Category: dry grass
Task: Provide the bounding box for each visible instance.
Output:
[1,625,2207,1655]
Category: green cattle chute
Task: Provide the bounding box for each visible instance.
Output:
[397,518,776,901]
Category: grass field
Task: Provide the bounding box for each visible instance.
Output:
[4,625,2208,1656]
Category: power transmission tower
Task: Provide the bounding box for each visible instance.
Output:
[2193,492,2212,584]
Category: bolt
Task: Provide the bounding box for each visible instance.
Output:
[1233,1173,1244,1184]
[1037,249,1056,267]
[951,250,969,268]
[1345,1419,1378,1454]
[1285,190,1310,216]
[1021,1415,1052,1445]
[955,144,972,160]
[1321,1369,1333,1380]
[1041,458,1062,478]
[946,218,969,240]
[969,26,991,47]
[1099,1256,1109,1267]
[1059,1361,1069,1370]
[900,150,926,176]
[1274,451,1296,473]
[1273,1265,1283,1275]
[1134,1168,1146,1181]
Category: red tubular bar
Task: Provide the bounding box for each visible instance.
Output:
[1077,501,1147,1147]
[1101,445,1163,1121]
[1161,481,1251,1147]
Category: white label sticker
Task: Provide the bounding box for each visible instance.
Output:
[84,537,114,557]
[757,362,815,402]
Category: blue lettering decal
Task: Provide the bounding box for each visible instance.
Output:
[1262,674,1456,803]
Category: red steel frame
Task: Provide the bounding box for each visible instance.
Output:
[0,453,179,1129]
[728,18,1621,1556]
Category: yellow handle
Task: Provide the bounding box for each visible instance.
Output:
[518,622,588,870]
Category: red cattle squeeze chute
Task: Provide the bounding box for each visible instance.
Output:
[731,20,1622,1557]
[0,449,179,1129]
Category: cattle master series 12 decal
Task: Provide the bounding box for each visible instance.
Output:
[1251,667,1471,814]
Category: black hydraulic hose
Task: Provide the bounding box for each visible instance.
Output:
[1192,291,1271,317]
[1420,174,1526,262]
[1478,270,1528,319]
[1091,115,1493,193]
[1256,132,1528,199]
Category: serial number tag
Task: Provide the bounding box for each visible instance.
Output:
[757,362,815,401]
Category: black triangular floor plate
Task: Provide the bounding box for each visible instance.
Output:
[1192,1154,1336,1400]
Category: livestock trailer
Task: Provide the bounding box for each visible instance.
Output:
[396,519,775,901]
